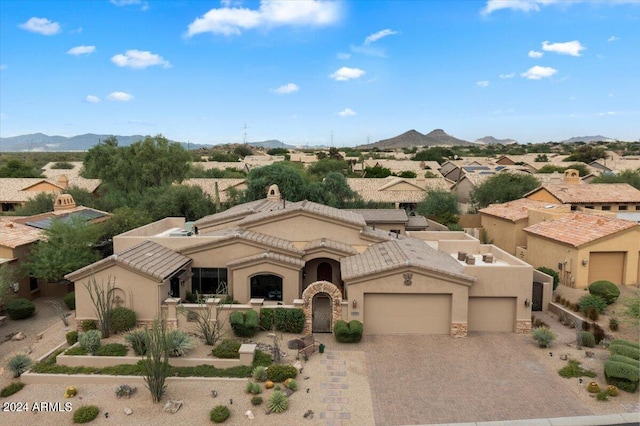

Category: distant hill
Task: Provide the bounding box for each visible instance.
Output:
[248,140,296,149]
[475,136,518,145]
[0,133,210,152]
[357,129,475,149]
[560,135,615,143]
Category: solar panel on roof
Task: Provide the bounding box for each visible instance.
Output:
[24,209,107,230]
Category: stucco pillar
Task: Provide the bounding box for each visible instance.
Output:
[250,298,264,314]
[164,297,180,330]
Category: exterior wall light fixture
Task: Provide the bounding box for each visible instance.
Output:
[582,259,588,266]
[352,299,357,309]
[524,299,530,308]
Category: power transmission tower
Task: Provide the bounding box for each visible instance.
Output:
[243,122,248,145]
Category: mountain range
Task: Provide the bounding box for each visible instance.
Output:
[559,135,615,143]
[358,129,477,149]
[475,136,518,145]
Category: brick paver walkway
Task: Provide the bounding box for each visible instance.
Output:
[359,333,594,426]
[318,351,352,425]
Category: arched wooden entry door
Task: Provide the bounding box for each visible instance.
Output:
[317,262,332,283]
[312,293,332,333]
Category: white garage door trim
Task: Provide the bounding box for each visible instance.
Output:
[363,293,451,335]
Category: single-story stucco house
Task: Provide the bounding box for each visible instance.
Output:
[66,185,544,337]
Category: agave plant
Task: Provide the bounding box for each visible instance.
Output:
[252,365,268,382]
[124,328,149,356]
[166,329,195,357]
[267,390,289,414]
[7,354,33,378]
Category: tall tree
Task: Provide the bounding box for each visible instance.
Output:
[0,159,43,178]
[416,189,460,227]
[138,185,216,222]
[470,172,540,210]
[243,162,306,202]
[591,169,640,190]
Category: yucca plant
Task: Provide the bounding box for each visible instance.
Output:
[245,381,262,395]
[166,329,195,357]
[6,354,32,378]
[252,365,268,382]
[267,390,289,413]
[125,328,149,356]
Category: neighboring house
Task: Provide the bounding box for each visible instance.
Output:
[524,169,640,211]
[0,194,111,299]
[523,213,640,288]
[347,209,429,235]
[66,184,537,337]
[0,175,101,212]
[182,178,247,204]
[347,176,450,208]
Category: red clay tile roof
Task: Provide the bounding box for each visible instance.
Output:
[525,183,640,204]
[523,213,639,247]
[480,199,564,222]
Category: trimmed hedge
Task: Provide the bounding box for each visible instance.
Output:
[609,344,640,361]
[109,307,137,334]
[63,291,76,310]
[230,310,259,337]
[0,382,25,397]
[73,405,99,424]
[588,280,620,305]
[5,298,35,320]
[266,364,297,382]
[212,339,241,359]
[210,405,230,423]
[604,360,639,392]
[609,354,640,368]
[611,339,640,349]
[334,320,363,343]
[578,294,607,315]
[259,308,304,333]
[580,331,595,348]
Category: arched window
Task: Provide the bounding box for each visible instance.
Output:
[317,262,333,282]
[250,274,283,301]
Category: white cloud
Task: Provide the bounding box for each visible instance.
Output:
[483,0,640,15]
[19,17,61,35]
[476,80,490,87]
[337,52,351,60]
[528,50,543,58]
[187,0,341,37]
[542,40,585,56]
[111,50,171,69]
[364,29,398,45]
[337,108,356,117]
[66,45,96,56]
[107,92,134,101]
[608,35,619,42]
[329,67,365,81]
[521,65,558,80]
[499,73,515,79]
[85,95,101,103]
[271,83,299,94]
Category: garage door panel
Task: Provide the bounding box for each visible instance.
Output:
[589,252,624,285]
[468,297,515,332]
[364,294,451,335]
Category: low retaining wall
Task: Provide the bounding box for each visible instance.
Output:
[21,373,247,385]
[55,343,256,369]
[548,302,585,325]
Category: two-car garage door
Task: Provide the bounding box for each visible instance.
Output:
[363,294,451,335]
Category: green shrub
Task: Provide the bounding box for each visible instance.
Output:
[65,346,88,356]
[596,390,609,401]
[252,365,268,382]
[5,298,35,320]
[285,378,298,391]
[334,320,363,343]
[0,382,25,397]
[609,318,619,331]
[252,350,272,367]
[584,306,599,321]
[166,329,195,357]
[578,294,607,314]
[609,343,640,360]
[210,405,230,423]
[81,320,98,331]
[66,330,79,346]
[537,266,559,290]
[125,328,149,356]
[609,354,640,368]
[531,327,557,348]
[604,360,640,392]
[95,343,128,356]
[267,390,289,413]
[273,308,305,333]
[610,339,640,349]
[259,308,274,331]
[73,405,99,423]
[230,310,259,337]
[581,331,596,348]
[245,381,262,394]
[251,396,263,406]
[558,359,596,378]
[212,339,241,359]
[51,161,74,169]
[266,364,297,382]
[592,323,606,345]
[588,280,620,305]
[6,354,32,378]
[109,307,137,334]
[78,330,101,354]
[63,291,76,310]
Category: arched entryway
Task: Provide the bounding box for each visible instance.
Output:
[301,281,343,334]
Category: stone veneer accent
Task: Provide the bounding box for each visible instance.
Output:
[516,320,531,334]
[301,281,343,335]
[450,322,467,338]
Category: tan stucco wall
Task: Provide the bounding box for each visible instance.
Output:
[480,215,524,255]
[526,189,562,204]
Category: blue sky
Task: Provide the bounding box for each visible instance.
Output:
[1,0,639,146]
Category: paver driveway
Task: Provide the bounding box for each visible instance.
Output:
[359,333,593,426]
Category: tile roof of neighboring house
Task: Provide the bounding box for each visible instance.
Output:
[67,240,191,282]
[237,200,367,228]
[0,177,101,203]
[182,178,246,202]
[41,162,85,179]
[359,226,398,241]
[349,209,408,223]
[363,159,425,173]
[406,215,429,229]
[14,206,111,230]
[480,199,564,222]
[525,183,640,204]
[341,237,474,282]
[0,217,44,248]
[523,213,639,247]
[303,238,358,255]
[592,157,640,173]
[195,199,284,227]
[192,227,304,254]
[226,251,305,268]
[347,177,450,203]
